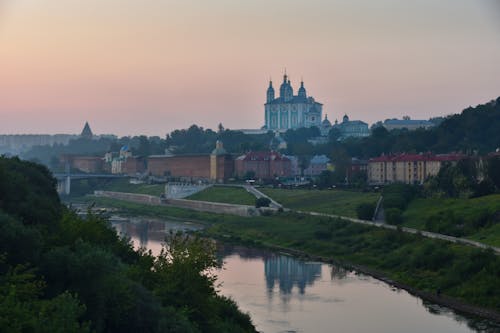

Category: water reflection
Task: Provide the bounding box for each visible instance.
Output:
[111,216,202,254]
[111,218,499,333]
[265,255,321,296]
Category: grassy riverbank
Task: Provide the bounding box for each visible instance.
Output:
[186,186,256,205]
[78,195,500,317]
[402,194,500,247]
[69,178,165,197]
[259,188,379,218]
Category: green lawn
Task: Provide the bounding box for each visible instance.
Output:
[186,186,257,206]
[260,188,379,218]
[100,178,165,196]
[402,194,500,247]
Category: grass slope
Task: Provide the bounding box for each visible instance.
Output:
[260,188,379,218]
[403,194,500,247]
[187,186,256,206]
[101,179,165,196]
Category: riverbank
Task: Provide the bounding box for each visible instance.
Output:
[215,237,500,324]
[75,196,500,324]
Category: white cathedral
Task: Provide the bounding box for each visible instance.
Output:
[264,73,323,131]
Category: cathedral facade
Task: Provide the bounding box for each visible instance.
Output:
[264,73,323,131]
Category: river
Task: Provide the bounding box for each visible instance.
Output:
[110,216,499,333]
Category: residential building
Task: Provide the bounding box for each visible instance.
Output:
[368,153,466,185]
[60,155,104,173]
[383,117,435,131]
[304,155,331,177]
[235,151,291,180]
[347,157,368,181]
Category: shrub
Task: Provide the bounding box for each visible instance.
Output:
[255,197,271,208]
[356,202,376,220]
[385,208,403,225]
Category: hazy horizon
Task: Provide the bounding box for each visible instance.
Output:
[1,0,499,136]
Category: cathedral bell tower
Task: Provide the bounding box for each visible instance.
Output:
[298,80,307,98]
[266,80,275,103]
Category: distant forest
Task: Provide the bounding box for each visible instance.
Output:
[21,96,500,169]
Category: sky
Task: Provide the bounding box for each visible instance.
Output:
[0,0,499,136]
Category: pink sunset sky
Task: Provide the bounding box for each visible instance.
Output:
[0,0,499,136]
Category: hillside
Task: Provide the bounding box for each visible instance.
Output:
[0,157,256,333]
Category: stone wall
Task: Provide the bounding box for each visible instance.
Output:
[148,155,211,178]
[94,191,161,205]
[165,198,259,217]
[93,190,262,217]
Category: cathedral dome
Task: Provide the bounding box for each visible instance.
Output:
[267,81,274,93]
[298,81,306,98]
[322,115,331,127]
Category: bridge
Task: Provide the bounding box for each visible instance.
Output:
[53,172,128,195]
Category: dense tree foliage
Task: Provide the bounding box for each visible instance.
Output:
[0,157,256,332]
[283,97,500,161]
[166,125,273,155]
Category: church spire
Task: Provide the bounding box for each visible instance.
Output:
[298,78,307,98]
[81,121,93,139]
[266,79,275,103]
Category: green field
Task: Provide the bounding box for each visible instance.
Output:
[69,178,165,197]
[102,178,165,196]
[186,186,257,206]
[260,188,379,218]
[402,194,500,247]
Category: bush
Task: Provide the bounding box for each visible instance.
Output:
[356,202,376,220]
[255,197,271,208]
[383,183,418,210]
[385,208,403,225]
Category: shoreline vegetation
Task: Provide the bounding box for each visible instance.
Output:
[0,157,257,333]
[76,195,500,325]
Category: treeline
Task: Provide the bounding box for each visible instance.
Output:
[21,96,500,175]
[166,125,273,154]
[0,157,256,333]
[318,96,500,159]
[22,136,168,169]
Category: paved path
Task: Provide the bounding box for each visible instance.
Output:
[213,184,283,209]
[296,210,500,254]
[244,186,283,209]
[256,188,500,254]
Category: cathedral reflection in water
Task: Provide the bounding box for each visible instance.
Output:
[264,255,322,295]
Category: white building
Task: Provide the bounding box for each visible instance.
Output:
[264,72,323,131]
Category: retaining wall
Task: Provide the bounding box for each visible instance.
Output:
[93,190,262,217]
[165,198,260,217]
[94,191,161,205]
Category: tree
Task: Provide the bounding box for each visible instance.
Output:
[255,197,271,208]
[356,203,376,220]
[385,208,403,225]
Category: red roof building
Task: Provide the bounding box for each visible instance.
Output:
[235,151,291,180]
[368,153,466,185]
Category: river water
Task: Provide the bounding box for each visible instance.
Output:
[110,216,498,333]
